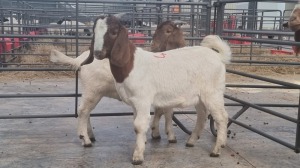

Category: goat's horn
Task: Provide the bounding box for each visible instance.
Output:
[172,20,187,25]
[114,13,127,19]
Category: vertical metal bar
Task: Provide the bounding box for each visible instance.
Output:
[215,2,224,36]
[196,5,200,37]
[206,4,211,36]
[17,12,21,34]
[0,10,4,66]
[296,92,300,153]
[133,4,136,34]
[278,10,283,43]
[212,4,216,34]
[167,5,170,20]
[10,10,15,60]
[64,3,67,55]
[75,0,79,118]
[190,4,195,46]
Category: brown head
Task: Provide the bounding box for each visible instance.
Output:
[288,4,300,31]
[82,15,136,82]
[150,20,186,52]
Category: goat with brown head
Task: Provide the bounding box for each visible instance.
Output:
[151,20,186,52]
[283,4,300,56]
[82,14,230,165]
[84,15,136,83]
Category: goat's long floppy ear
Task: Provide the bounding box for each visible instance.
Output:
[81,35,95,66]
[111,26,131,67]
[166,28,185,50]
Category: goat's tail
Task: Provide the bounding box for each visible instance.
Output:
[50,49,89,70]
[200,35,232,64]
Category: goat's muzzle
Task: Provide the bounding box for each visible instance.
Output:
[282,22,289,28]
[94,50,106,60]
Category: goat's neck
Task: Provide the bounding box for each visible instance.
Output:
[110,42,136,83]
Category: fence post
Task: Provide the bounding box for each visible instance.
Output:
[296,92,300,153]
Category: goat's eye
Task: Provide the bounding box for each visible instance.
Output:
[110,29,118,36]
[290,16,296,21]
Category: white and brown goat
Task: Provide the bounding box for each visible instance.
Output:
[83,15,230,165]
[50,20,187,147]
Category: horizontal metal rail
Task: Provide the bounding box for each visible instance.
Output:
[229,117,298,152]
[0,111,196,120]
[0,68,72,71]
[216,0,298,3]
[224,94,298,123]
[226,84,291,89]
[0,94,80,98]
[223,29,294,36]
[18,0,210,6]
[230,60,300,66]
[226,69,300,89]
[222,36,300,46]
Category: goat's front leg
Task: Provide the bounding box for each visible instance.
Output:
[77,94,103,147]
[132,103,151,165]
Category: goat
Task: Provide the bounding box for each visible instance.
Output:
[47,22,61,35]
[50,20,187,147]
[47,19,91,36]
[59,21,91,36]
[83,15,230,165]
[0,17,22,34]
[151,20,185,52]
[282,4,300,56]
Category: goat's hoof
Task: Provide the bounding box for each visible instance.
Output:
[210,153,220,157]
[168,139,177,143]
[90,137,96,142]
[221,145,225,148]
[185,143,194,147]
[79,135,84,139]
[84,143,92,147]
[132,160,143,165]
[151,135,161,140]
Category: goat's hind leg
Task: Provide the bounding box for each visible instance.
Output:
[151,108,176,143]
[204,94,228,157]
[87,117,95,142]
[77,93,103,147]
[186,102,207,147]
[151,107,163,139]
[164,108,176,143]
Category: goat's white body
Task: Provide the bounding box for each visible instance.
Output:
[117,46,225,108]
[49,49,176,146]
[108,35,230,164]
